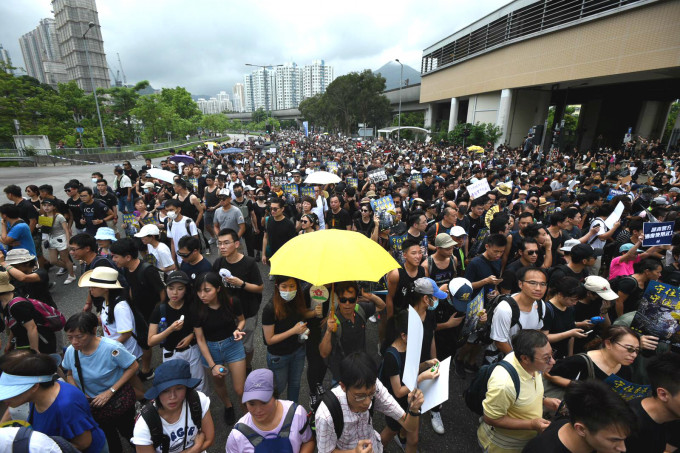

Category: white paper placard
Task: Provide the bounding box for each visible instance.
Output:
[402,306,424,391]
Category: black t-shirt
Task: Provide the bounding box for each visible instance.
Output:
[261,300,305,356]
[550,352,633,382]
[125,262,166,320]
[149,302,195,351]
[212,256,263,319]
[522,418,572,453]
[94,191,118,210]
[193,299,243,342]
[326,302,377,380]
[543,302,576,359]
[11,269,55,308]
[610,276,643,320]
[265,216,296,257]
[625,397,667,453]
[380,347,407,410]
[548,264,589,289]
[17,199,37,229]
[464,254,501,299]
[417,182,435,202]
[420,310,437,362]
[79,200,109,235]
[66,196,82,225]
[180,258,212,282]
[4,298,56,352]
[353,218,375,238]
[326,208,351,230]
[500,259,528,294]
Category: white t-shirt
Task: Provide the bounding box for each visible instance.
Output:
[487,296,545,355]
[168,217,198,264]
[589,217,609,250]
[101,300,143,358]
[148,242,174,269]
[131,391,210,453]
[0,427,62,453]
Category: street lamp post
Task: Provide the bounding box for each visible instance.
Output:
[395,59,403,142]
[245,63,283,132]
[83,22,107,148]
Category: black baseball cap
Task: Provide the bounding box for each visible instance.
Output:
[571,244,602,262]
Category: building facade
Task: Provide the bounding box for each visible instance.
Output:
[18,18,68,88]
[232,83,245,112]
[0,44,13,74]
[275,63,302,110]
[52,0,109,92]
[302,59,333,100]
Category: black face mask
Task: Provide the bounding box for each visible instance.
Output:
[234,191,243,197]
[258,195,266,200]
[458,206,468,215]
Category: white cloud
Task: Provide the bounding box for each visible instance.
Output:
[1,0,511,95]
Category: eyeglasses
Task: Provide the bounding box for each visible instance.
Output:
[522,280,547,287]
[614,342,640,355]
[217,240,235,247]
[525,250,538,256]
[338,297,357,304]
[350,390,377,402]
[270,207,281,212]
[69,247,82,252]
[176,251,193,258]
[534,349,557,364]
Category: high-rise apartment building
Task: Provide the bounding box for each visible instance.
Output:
[18,18,67,87]
[303,59,333,100]
[275,63,302,110]
[196,91,233,114]
[52,0,110,92]
[0,44,13,74]
[243,68,277,113]
[232,83,245,112]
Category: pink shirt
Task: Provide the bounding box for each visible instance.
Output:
[608,255,640,280]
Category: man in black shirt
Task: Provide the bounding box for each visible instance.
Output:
[417,171,436,202]
[548,243,597,289]
[262,198,296,265]
[500,238,539,294]
[460,196,486,258]
[94,179,118,229]
[110,238,166,380]
[625,353,680,453]
[123,160,139,184]
[78,187,114,236]
[64,182,83,233]
[212,228,263,373]
[524,380,636,453]
[325,194,351,230]
[3,185,37,234]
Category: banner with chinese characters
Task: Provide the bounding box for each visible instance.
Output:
[410,173,422,184]
[368,168,388,183]
[325,161,339,173]
[370,195,396,231]
[346,177,358,189]
[604,374,651,401]
[461,292,484,337]
[642,222,674,247]
[300,186,315,198]
[631,280,680,349]
[282,183,299,197]
[270,174,288,187]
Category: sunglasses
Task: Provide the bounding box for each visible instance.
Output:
[526,250,538,256]
[301,220,309,224]
[338,297,357,304]
[176,251,193,258]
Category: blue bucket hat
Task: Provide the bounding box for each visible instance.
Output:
[144,359,201,400]
[94,227,117,242]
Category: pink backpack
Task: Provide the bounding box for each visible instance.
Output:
[7,297,66,332]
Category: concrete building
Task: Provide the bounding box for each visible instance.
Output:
[419,0,680,151]
[303,59,333,99]
[0,44,13,74]
[52,0,110,92]
[243,67,277,113]
[18,18,68,88]
[276,63,302,110]
[232,83,245,112]
[196,92,233,114]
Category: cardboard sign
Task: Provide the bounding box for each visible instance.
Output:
[604,374,651,401]
[607,188,627,201]
[368,168,388,183]
[466,179,491,199]
[461,292,485,337]
[631,280,680,349]
[642,222,674,246]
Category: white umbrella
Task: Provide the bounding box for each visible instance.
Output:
[146,168,178,184]
[304,171,341,185]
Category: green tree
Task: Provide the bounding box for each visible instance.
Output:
[252,107,268,124]
[448,122,502,147]
[663,101,679,144]
[159,87,201,119]
[105,80,150,143]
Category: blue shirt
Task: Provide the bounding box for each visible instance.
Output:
[62,337,136,398]
[6,221,36,255]
[30,381,106,453]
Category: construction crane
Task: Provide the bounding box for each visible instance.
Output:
[117,53,127,86]
[108,66,121,87]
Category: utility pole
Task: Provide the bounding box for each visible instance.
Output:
[83,22,107,148]
[395,59,403,142]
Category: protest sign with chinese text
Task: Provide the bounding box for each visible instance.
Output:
[631,280,680,349]
[282,183,299,197]
[346,177,358,189]
[300,186,315,198]
[271,174,288,187]
[368,168,388,183]
[370,195,395,231]
[642,222,674,247]
[461,292,484,337]
[466,179,491,199]
[603,374,651,401]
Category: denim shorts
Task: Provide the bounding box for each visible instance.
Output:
[200,336,245,367]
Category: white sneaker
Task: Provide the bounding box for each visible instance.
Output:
[208,238,216,245]
[368,315,377,323]
[56,267,67,276]
[431,411,445,434]
[63,275,76,285]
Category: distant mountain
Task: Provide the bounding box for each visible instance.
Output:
[374,61,421,91]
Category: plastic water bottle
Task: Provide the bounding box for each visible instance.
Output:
[590,316,605,324]
[298,322,310,342]
[158,317,168,333]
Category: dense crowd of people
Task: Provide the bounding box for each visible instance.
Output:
[0,131,679,452]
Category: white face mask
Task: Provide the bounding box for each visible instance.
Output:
[280,290,297,301]
[91,178,98,184]
[166,211,178,220]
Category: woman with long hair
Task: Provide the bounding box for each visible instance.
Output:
[543,277,589,359]
[148,271,206,392]
[546,325,640,389]
[40,198,76,283]
[192,272,246,425]
[261,276,314,403]
[612,258,663,319]
[62,311,138,452]
[352,202,379,241]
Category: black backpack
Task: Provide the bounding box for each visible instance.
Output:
[477,294,545,344]
[464,360,520,415]
[138,389,203,453]
[12,426,80,453]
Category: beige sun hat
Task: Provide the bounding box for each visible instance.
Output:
[78,267,123,289]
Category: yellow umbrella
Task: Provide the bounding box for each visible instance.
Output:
[467,145,484,152]
[269,229,400,286]
[204,141,218,147]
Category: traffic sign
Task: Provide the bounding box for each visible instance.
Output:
[76,127,84,133]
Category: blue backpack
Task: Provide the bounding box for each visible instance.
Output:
[12,426,79,453]
[234,402,302,452]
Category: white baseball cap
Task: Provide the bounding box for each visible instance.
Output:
[134,224,160,237]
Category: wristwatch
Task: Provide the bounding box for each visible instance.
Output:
[110,387,116,394]
[240,281,246,289]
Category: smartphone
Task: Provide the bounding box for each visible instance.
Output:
[584,330,593,335]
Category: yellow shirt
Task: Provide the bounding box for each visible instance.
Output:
[478,352,543,450]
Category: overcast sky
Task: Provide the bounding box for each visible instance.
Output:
[1,0,510,96]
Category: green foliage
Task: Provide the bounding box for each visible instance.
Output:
[252,108,268,124]
[448,122,503,146]
[279,119,298,129]
[298,70,391,134]
[391,112,425,140]
[663,101,679,144]
[245,117,280,132]
[200,114,240,135]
